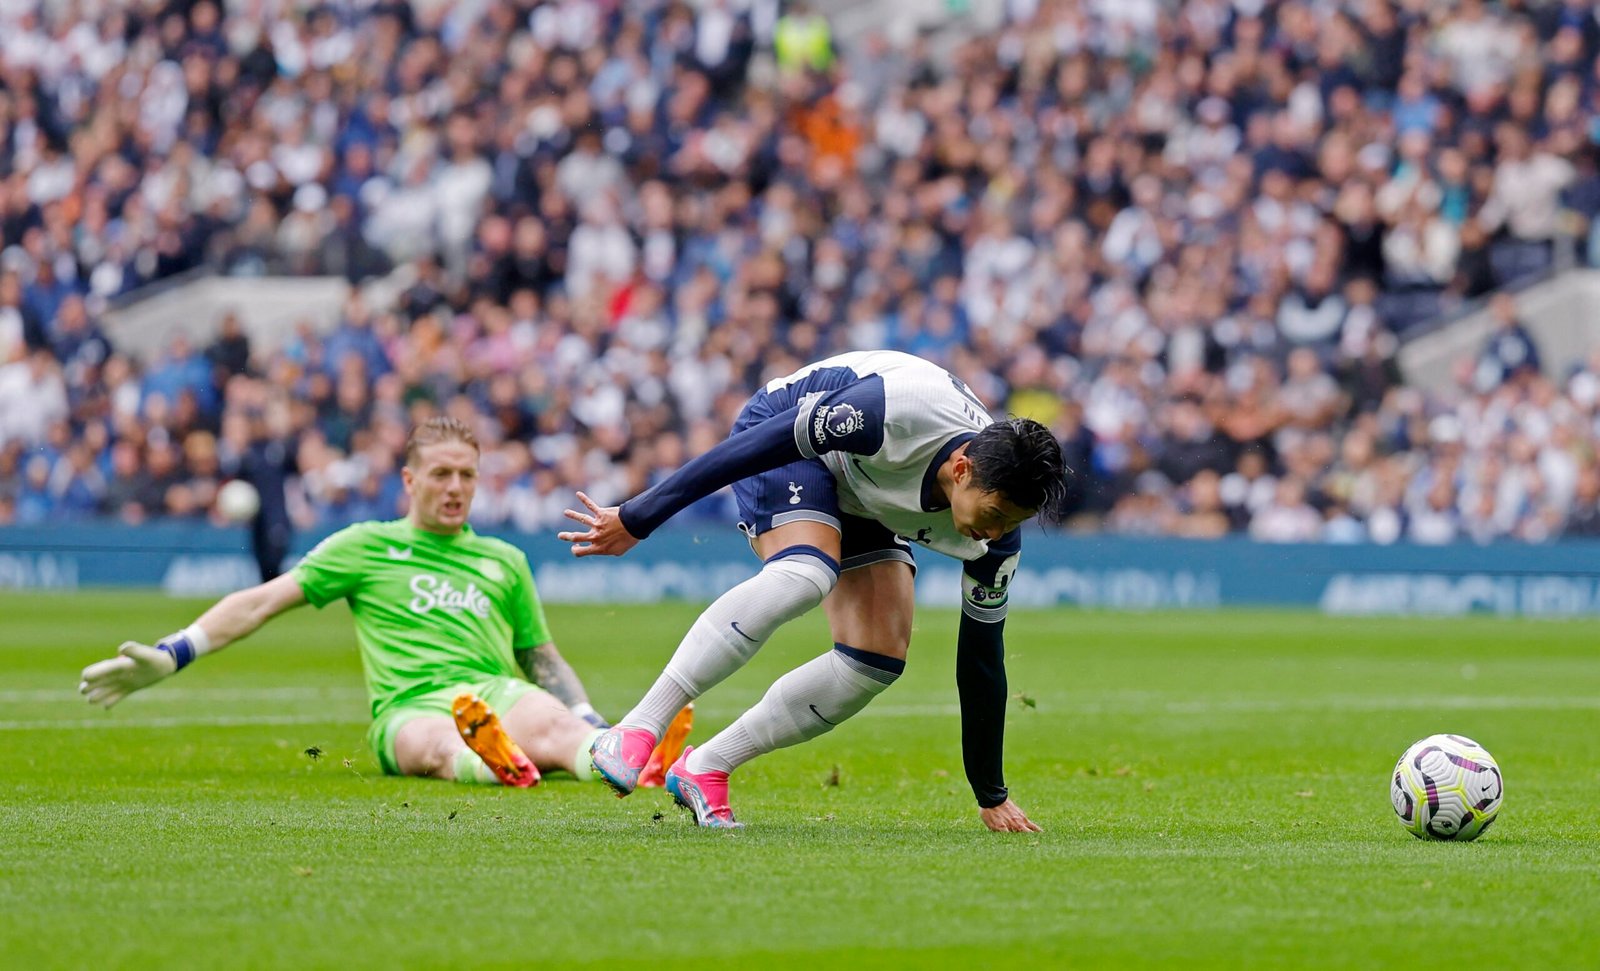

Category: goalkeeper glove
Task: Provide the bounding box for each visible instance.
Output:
[79,627,209,709]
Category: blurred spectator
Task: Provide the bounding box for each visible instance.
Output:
[1155,398,1230,488]
[207,312,253,380]
[0,349,69,448]
[774,1,833,76]
[1564,467,1600,538]
[221,404,298,580]
[144,335,218,418]
[48,443,107,519]
[1249,479,1324,543]
[1475,293,1542,390]
[102,440,153,524]
[1407,478,1462,545]
[1170,470,1232,540]
[1278,349,1347,446]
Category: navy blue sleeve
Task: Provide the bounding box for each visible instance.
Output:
[955,528,1022,809]
[956,611,1010,808]
[793,374,886,459]
[617,404,806,539]
[617,375,887,540]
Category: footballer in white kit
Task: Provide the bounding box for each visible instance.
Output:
[559,351,1066,831]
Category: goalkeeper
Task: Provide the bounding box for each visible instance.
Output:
[78,417,689,788]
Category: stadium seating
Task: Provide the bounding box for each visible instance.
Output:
[2,0,1599,546]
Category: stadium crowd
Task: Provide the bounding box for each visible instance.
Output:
[3,0,1600,546]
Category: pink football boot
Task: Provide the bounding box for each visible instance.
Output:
[664,745,741,828]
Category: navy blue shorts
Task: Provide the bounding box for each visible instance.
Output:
[730,391,915,575]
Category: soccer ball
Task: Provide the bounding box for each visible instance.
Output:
[217,479,261,523]
[1390,734,1503,841]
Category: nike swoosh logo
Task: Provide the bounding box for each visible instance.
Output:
[730,622,757,643]
[808,704,836,726]
[386,546,413,560]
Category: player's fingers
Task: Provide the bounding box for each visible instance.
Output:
[122,643,171,669]
[556,529,596,543]
[79,675,120,694]
[577,491,602,514]
[81,656,131,681]
[1025,819,1044,833]
[561,507,594,526]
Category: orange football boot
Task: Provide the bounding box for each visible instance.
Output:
[452,693,539,787]
[637,703,694,788]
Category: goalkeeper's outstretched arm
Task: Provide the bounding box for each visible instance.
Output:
[79,572,308,708]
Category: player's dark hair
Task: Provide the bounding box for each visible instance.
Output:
[405,417,479,467]
[966,417,1067,522]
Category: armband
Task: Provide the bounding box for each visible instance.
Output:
[156,625,213,671]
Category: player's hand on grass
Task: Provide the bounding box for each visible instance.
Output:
[558,491,640,557]
[979,799,1042,833]
[78,641,177,709]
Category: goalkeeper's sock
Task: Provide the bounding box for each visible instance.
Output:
[620,548,838,737]
[688,644,902,774]
[570,729,605,782]
[450,748,503,786]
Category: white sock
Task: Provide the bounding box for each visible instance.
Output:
[571,728,604,782]
[621,550,838,737]
[687,645,903,774]
[450,748,502,785]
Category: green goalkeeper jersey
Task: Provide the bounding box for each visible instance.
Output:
[292,519,551,718]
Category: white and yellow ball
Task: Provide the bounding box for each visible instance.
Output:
[1390,734,1502,841]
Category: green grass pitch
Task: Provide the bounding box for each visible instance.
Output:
[2,590,1598,969]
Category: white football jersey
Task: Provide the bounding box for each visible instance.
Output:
[770,350,995,562]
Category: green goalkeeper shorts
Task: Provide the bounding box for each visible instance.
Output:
[368,676,546,776]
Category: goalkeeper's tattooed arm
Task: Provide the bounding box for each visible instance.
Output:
[79,573,308,708]
[517,641,608,727]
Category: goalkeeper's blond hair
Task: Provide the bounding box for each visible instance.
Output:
[404,417,479,468]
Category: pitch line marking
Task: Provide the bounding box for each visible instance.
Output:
[0,686,367,704]
[0,713,367,731]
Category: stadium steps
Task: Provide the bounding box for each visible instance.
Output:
[1398,268,1600,393]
